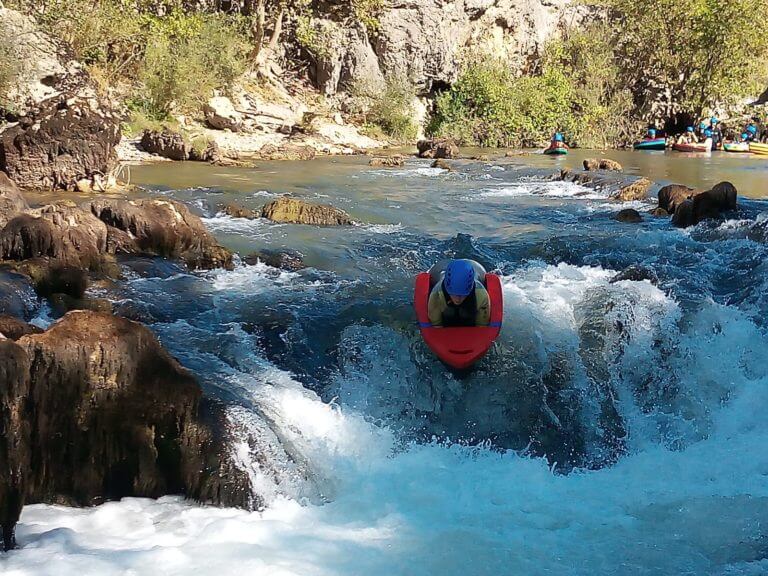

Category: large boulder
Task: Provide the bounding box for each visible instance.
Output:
[417,138,459,159]
[0,204,107,270]
[583,158,623,172]
[260,197,354,225]
[611,177,652,202]
[672,182,738,228]
[140,128,190,161]
[0,315,42,341]
[614,208,643,223]
[88,198,233,269]
[0,311,255,549]
[0,171,28,229]
[257,143,317,161]
[203,96,244,132]
[0,94,121,189]
[658,184,698,214]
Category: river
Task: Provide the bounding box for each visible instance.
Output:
[5,150,768,575]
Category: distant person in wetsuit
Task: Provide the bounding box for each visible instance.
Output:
[428,259,490,327]
[677,126,698,145]
[709,117,723,149]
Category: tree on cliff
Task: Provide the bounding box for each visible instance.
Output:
[601,0,768,118]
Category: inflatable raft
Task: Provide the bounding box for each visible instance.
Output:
[633,138,666,151]
[414,262,503,370]
[544,144,568,156]
[723,142,750,153]
[672,138,712,153]
[749,142,768,156]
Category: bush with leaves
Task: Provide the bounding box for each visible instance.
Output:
[351,78,418,142]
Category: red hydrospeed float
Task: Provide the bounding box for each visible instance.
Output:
[414,265,504,370]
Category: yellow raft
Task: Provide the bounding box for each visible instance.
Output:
[749,142,768,156]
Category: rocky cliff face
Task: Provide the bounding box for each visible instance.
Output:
[311,0,586,96]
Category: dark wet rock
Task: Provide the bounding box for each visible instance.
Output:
[431,158,453,171]
[610,265,658,285]
[470,154,490,161]
[0,95,121,190]
[583,158,623,172]
[15,260,89,298]
[649,207,669,217]
[611,177,652,202]
[0,316,42,340]
[243,249,306,271]
[260,197,353,226]
[557,169,595,186]
[0,172,28,229]
[105,225,139,255]
[0,311,254,550]
[140,128,189,161]
[0,205,107,270]
[369,155,404,167]
[0,339,30,551]
[48,293,112,315]
[657,184,697,214]
[0,269,36,319]
[672,182,739,228]
[88,199,233,270]
[417,138,458,159]
[188,140,220,163]
[257,143,316,161]
[614,208,643,223]
[223,203,258,219]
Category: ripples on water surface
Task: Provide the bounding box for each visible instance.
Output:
[7,152,768,576]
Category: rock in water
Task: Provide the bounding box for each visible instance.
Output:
[243,249,306,271]
[0,172,28,229]
[672,182,738,228]
[649,207,669,217]
[583,158,623,171]
[88,199,233,269]
[614,208,643,223]
[0,311,255,549]
[369,156,404,167]
[0,316,42,340]
[0,95,121,189]
[431,158,453,171]
[612,177,652,202]
[657,184,698,214]
[609,265,659,285]
[260,197,353,225]
[417,138,458,159]
[223,203,258,219]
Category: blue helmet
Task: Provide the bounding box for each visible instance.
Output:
[710,117,719,125]
[649,128,657,136]
[686,126,695,133]
[704,129,713,137]
[742,132,749,140]
[444,259,475,297]
[699,122,707,129]
[747,125,758,134]
[554,133,564,142]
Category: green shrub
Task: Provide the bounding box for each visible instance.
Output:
[354,78,418,142]
[140,12,248,116]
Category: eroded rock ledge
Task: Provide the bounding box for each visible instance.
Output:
[0,311,254,551]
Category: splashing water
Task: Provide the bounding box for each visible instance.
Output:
[5,156,768,575]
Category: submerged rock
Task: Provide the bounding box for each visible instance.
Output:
[0,311,255,550]
[260,197,353,226]
[611,177,652,202]
[223,203,258,219]
[417,138,458,159]
[609,265,659,285]
[140,128,190,161]
[243,249,305,271]
[369,155,404,167]
[583,158,623,172]
[557,169,595,186]
[614,208,643,223]
[431,158,453,171]
[649,207,670,217]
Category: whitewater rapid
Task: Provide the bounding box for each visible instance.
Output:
[4,157,768,575]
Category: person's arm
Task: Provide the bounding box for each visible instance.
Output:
[475,284,491,326]
[427,283,445,327]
